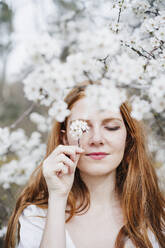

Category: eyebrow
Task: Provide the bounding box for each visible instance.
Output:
[70,118,122,124]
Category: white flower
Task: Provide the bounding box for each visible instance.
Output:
[48,61,76,90]
[145,60,160,78]
[23,72,44,102]
[151,97,165,113]
[67,53,104,82]
[131,0,150,17]
[0,127,10,156]
[155,26,165,42]
[98,87,121,112]
[150,37,161,49]
[69,120,90,140]
[30,112,52,132]
[0,140,46,188]
[10,129,27,152]
[48,101,71,122]
[149,76,165,99]
[85,83,127,113]
[26,132,41,149]
[108,53,145,85]
[23,64,64,106]
[141,18,157,33]
[78,28,120,58]
[25,33,61,65]
[130,97,151,120]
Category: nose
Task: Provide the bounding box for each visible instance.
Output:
[88,127,104,146]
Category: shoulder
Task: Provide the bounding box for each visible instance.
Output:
[19,204,47,231]
[21,204,47,218]
[17,205,48,247]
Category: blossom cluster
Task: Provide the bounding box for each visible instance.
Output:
[21,20,165,122]
[0,0,164,193]
[69,120,90,141]
[0,127,46,188]
[85,81,127,113]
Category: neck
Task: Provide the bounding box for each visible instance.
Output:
[79,169,121,213]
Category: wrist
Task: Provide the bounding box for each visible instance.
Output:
[48,193,68,205]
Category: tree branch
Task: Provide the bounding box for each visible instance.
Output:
[123,42,149,59]
[116,0,125,33]
[10,102,35,129]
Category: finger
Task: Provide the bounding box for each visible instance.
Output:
[66,146,85,163]
[67,153,76,163]
[56,161,74,175]
[66,151,82,164]
[55,162,68,174]
[57,154,75,168]
[53,145,84,162]
[56,145,84,154]
[58,158,75,174]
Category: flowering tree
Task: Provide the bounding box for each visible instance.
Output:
[0,0,165,233]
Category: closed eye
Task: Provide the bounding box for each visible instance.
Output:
[105,126,120,131]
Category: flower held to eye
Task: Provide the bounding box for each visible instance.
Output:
[69,120,90,140]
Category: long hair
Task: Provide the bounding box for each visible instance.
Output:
[5,80,165,248]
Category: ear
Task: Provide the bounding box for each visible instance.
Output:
[61,130,69,145]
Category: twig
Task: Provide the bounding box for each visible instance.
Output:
[116,0,125,33]
[116,83,149,90]
[10,102,35,129]
[141,47,156,59]
[97,55,109,76]
[124,43,149,59]
[144,9,159,16]
[83,70,93,83]
[150,40,165,55]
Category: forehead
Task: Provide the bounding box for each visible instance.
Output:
[68,97,123,123]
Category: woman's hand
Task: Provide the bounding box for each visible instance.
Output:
[42,145,84,200]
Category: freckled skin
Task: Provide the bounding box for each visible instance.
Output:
[65,97,127,176]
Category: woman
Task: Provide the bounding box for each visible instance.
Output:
[5,80,165,248]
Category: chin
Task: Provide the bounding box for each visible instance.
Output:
[78,166,116,175]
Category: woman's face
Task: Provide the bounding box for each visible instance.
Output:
[65,97,127,176]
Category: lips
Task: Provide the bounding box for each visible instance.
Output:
[86,152,109,160]
[86,152,109,156]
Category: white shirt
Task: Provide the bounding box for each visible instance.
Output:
[17,204,160,248]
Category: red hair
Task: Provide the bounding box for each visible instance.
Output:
[5,81,165,248]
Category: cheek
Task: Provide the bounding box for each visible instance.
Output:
[67,131,80,146]
[107,129,127,148]
[67,136,78,146]
[116,135,126,150]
